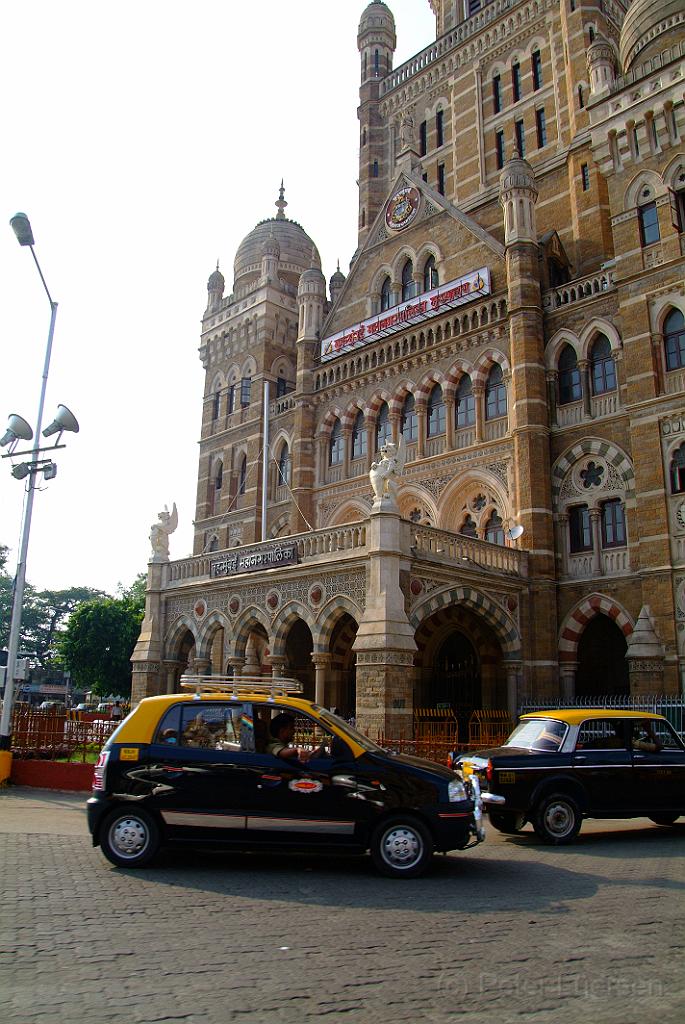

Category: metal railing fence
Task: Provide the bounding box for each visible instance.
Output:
[518,695,685,739]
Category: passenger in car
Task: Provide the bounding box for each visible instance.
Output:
[182,713,214,748]
[632,722,662,753]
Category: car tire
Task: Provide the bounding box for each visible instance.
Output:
[649,814,680,827]
[532,793,582,845]
[370,816,434,878]
[100,807,161,868]
[489,811,526,835]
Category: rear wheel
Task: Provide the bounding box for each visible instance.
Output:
[532,793,582,845]
[370,816,433,878]
[489,811,525,835]
[100,807,160,868]
[649,814,680,826]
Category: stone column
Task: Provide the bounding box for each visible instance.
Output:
[390,411,401,445]
[416,401,427,458]
[352,505,417,738]
[342,427,351,480]
[311,653,332,706]
[163,660,182,695]
[267,654,286,679]
[444,396,455,451]
[589,508,602,575]
[546,372,558,426]
[505,662,522,718]
[130,560,167,704]
[580,360,592,417]
[227,656,245,679]
[193,658,211,676]
[559,662,577,703]
[365,419,374,473]
[473,383,484,442]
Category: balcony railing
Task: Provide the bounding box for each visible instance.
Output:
[543,269,615,312]
[483,416,508,441]
[411,525,527,575]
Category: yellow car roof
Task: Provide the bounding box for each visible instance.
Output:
[520,709,665,726]
[112,692,365,756]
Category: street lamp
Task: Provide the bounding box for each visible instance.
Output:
[0,214,79,777]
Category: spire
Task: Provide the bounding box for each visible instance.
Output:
[275,180,288,220]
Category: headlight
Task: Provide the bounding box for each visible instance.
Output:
[448,778,467,802]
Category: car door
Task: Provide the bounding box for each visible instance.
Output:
[572,718,633,812]
[143,700,256,840]
[630,718,685,813]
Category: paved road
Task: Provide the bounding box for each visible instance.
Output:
[1,787,683,1024]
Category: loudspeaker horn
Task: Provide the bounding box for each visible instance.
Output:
[42,405,80,437]
[0,414,33,447]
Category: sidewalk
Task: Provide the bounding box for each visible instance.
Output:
[0,785,87,836]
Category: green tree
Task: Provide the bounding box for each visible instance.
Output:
[26,587,106,667]
[57,595,144,697]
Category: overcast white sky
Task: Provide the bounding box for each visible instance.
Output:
[1,0,436,596]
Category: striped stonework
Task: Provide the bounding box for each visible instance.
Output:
[559,594,634,663]
[409,585,520,658]
[551,439,635,505]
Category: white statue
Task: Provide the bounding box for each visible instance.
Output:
[150,502,178,560]
[399,112,415,151]
[370,437,406,508]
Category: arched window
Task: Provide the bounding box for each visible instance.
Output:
[664,308,685,371]
[376,402,392,450]
[215,462,223,494]
[456,374,475,427]
[670,443,685,493]
[401,393,418,442]
[485,511,505,545]
[277,443,291,487]
[590,335,616,394]
[558,344,582,404]
[329,419,344,465]
[351,410,367,460]
[207,535,219,552]
[372,160,379,177]
[401,260,414,302]
[380,276,392,312]
[212,390,221,420]
[423,255,438,292]
[427,384,445,437]
[460,515,478,538]
[238,456,247,495]
[485,364,507,419]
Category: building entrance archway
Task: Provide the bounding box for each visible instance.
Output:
[285,619,315,699]
[328,613,358,718]
[576,614,629,697]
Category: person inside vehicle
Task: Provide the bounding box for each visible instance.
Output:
[266,713,313,762]
[632,721,662,753]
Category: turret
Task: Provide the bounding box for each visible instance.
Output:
[586,38,616,99]
[357,2,396,246]
[329,261,346,307]
[206,262,225,315]
[499,150,539,247]
[261,227,280,282]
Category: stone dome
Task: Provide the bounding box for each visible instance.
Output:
[330,263,346,290]
[207,264,224,293]
[499,151,537,197]
[233,186,320,290]
[620,0,685,74]
[358,1,396,41]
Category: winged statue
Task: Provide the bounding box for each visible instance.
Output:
[369,436,406,507]
[150,502,178,560]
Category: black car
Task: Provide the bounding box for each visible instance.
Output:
[87,678,496,877]
[453,709,685,844]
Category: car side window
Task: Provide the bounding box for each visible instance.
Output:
[256,705,349,761]
[169,702,255,752]
[632,719,680,752]
[153,704,182,744]
[576,719,627,751]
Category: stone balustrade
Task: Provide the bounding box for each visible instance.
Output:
[411,525,527,575]
[543,269,615,311]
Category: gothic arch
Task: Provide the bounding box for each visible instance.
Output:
[271,602,315,656]
[391,246,418,281]
[366,390,393,418]
[232,606,273,658]
[165,615,198,660]
[545,328,581,371]
[558,594,634,663]
[269,512,291,538]
[196,610,231,662]
[416,369,447,402]
[663,153,685,192]
[342,399,366,431]
[389,379,418,416]
[650,294,685,335]
[371,264,394,295]
[473,348,510,387]
[578,318,622,361]
[438,468,510,533]
[398,484,438,524]
[409,585,521,659]
[315,596,363,652]
[329,499,370,526]
[551,438,635,506]
[624,169,665,210]
[209,371,225,396]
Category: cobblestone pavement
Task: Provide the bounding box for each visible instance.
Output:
[1,787,683,1024]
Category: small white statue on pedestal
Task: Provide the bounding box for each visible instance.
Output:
[370,437,406,510]
[150,502,178,561]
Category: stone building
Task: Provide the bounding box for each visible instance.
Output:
[132,0,685,736]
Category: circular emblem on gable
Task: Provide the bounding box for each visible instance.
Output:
[308,583,325,607]
[266,590,280,611]
[385,186,421,231]
[676,503,685,531]
[228,595,241,616]
[193,600,207,620]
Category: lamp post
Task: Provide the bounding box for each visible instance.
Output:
[0,214,78,774]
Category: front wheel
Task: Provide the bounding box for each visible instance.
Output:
[649,814,680,827]
[99,807,161,868]
[532,793,582,845]
[370,817,433,878]
[489,811,526,835]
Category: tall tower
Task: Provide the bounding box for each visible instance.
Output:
[357,1,396,247]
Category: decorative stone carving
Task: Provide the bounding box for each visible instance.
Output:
[370,437,407,509]
[150,503,178,561]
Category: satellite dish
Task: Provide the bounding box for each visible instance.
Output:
[507,524,524,541]
[0,413,33,447]
[42,405,80,437]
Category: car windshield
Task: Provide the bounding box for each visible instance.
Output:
[504,718,567,751]
[318,710,385,754]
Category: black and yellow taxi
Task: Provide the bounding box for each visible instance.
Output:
[453,709,685,844]
[87,678,495,877]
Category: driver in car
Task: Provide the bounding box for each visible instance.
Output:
[266,713,314,762]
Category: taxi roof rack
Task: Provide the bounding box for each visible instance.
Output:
[179,674,304,700]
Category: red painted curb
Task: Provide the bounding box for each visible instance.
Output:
[10,759,94,792]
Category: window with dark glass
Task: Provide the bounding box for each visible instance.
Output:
[436,109,444,147]
[577,84,584,109]
[376,403,392,451]
[601,499,626,548]
[374,49,380,75]
[485,511,505,545]
[212,390,221,420]
[427,384,446,437]
[558,344,582,404]
[238,456,247,495]
[215,463,223,493]
[468,0,481,14]
[638,202,660,246]
[536,107,547,148]
[581,163,590,191]
[590,335,616,394]
[401,393,418,442]
[460,515,478,538]
[351,411,366,460]
[277,443,291,487]
[569,505,592,552]
[532,50,542,90]
[664,308,685,371]
[456,374,475,428]
[372,160,379,177]
[380,276,392,312]
[227,383,236,414]
[401,260,414,302]
[485,363,507,419]
[515,118,525,157]
[675,188,685,233]
[495,129,505,169]
[492,74,502,114]
[670,443,685,493]
[512,62,521,102]
[240,377,251,407]
[420,121,427,156]
[423,255,438,292]
[329,419,344,465]
[437,163,445,195]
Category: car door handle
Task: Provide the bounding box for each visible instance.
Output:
[574,756,587,762]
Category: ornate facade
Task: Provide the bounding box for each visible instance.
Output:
[133,0,685,736]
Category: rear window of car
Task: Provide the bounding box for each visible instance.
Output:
[505,718,567,751]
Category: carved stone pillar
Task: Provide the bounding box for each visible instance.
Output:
[311,652,332,706]
[589,508,602,575]
[267,654,286,679]
[342,427,351,480]
[416,401,427,458]
[558,513,570,575]
[444,396,455,451]
[365,419,374,473]
[390,281,401,306]
[559,662,577,703]
[163,660,182,695]
[227,656,245,678]
[473,383,484,442]
[390,411,401,445]
[505,662,522,718]
[580,360,592,417]
[546,372,558,426]
[192,658,211,675]
[626,605,665,695]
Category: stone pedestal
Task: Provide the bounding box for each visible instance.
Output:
[626,605,665,696]
[130,561,166,704]
[353,507,417,738]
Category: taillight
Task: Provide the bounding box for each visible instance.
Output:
[92,750,110,791]
[446,752,453,769]
[486,759,493,784]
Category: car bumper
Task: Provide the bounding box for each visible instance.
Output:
[86,796,109,845]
